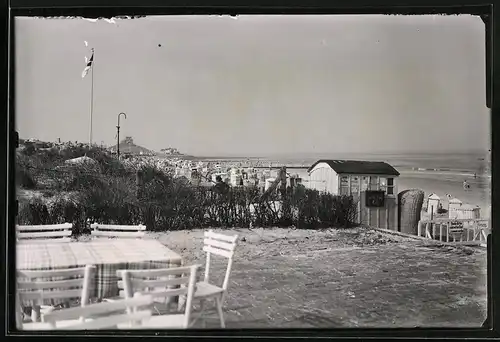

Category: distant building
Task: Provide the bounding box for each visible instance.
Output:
[108,136,155,156]
[160,147,182,155]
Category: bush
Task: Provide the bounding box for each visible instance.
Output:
[21,144,36,156]
[17,197,51,225]
[16,167,36,189]
[61,171,106,192]
[80,177,139,225]
[17,161,359,234]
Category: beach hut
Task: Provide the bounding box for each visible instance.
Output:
[288,174,302,188]
[427,194,441,215]
[230,174,242,187]
[448,197,463,218]
[265,178,276,191]
[306,160,400,230]
[306,160,399,196]
[454,204,481,220]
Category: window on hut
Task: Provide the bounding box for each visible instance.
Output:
[350,176,360,199]
[387,178,394,195]
[340,175,349,195]
[349,176,360,200]
[369,176,379,190]
[361,176,369,191]
[379,177,387,192]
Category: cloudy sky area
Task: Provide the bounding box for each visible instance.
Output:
[15,15,489,157]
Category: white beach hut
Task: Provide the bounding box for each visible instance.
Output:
[448,197,463,219]
[306,159,400,230]
[306,160,399,196]
[265,178,276,191]
[427,193,441,214]
[455,204,481,220]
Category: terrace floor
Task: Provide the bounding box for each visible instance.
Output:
[142,227,487,328]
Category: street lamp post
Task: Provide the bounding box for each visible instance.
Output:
[117,112,127,159]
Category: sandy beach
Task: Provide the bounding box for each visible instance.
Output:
[397,171,491,219]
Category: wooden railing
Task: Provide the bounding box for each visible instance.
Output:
[417,218,490,245]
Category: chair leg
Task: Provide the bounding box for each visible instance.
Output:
[215,296,225,328]
[200,299,206,328]
[189,299,206,328]
[31,305,41,323]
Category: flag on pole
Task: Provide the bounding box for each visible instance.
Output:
[82,49,94,78]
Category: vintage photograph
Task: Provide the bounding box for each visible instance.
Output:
[14,14,490,330]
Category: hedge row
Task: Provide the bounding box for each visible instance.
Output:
[17,166,358,234]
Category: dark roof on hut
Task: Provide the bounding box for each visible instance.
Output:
[307,159,400,176]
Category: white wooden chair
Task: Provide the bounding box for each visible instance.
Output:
[16,223,72,243]
[90,223,146,239]
[17,265,95,323]
[116,265,199,329]
[186,230,238,328]
[22,294,154,330]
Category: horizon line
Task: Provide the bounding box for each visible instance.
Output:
[18,137,488,157]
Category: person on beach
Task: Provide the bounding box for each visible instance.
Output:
[463,180,471,191]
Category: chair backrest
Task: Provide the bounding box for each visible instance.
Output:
[17,265,95,307]
[16,223,72,243]
[117,265,199,329]
[203,230,238,291]
[90,223,146,239]
[42,295,154,330]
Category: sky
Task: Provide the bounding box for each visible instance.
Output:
[15,15,490,157]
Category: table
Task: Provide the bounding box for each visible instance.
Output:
[17,239,183,306]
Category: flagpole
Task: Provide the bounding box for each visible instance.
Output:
[89,48,94,146]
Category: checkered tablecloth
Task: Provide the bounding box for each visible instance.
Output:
[17,239,183,306]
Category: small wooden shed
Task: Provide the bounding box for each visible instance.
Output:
[306,159,400,230]
[306,160,400,196]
